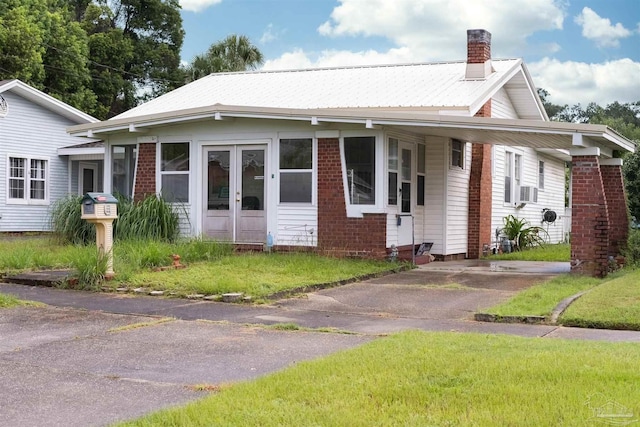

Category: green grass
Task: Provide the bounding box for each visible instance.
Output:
[116,253,396,299]
[488,243,570,261]
[485,273,604,317]
[561,268,640,330]
[0,293,29,308]
[117,331,640,427]
[0,238,398,299]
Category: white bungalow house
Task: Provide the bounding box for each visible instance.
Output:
[0,80,102,232]
[68,30,635,276]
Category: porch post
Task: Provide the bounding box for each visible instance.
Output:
[467,101,492,259]
[600,158,629,258]
[570,148,610,277]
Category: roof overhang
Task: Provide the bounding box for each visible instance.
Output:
[0,79,98,124]
[67,104,636,156]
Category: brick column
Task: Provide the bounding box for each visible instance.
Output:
[317,138,387,258]
[570,153,610,277]
[133,143,157,202]
[600,159,629,257]
[467,101,492,259]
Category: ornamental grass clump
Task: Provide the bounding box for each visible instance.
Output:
[50,194,182,244]
[501,214,548,251]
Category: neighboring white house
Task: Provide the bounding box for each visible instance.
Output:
[67,30,634,263]
[0,80,101,232]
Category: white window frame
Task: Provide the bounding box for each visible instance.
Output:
[538,159,545,190]
[417,143,426,206]
[159,142,190,203]
[450,139,465,169]
[6,155,49,205]
[278,137,315,205]
[387,137,399,207]
[504,149,523,206]
[340,131,385,218]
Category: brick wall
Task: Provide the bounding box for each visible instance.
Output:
[467,29,491,63]
[134,143,157,202]
[601,164,629,257]
[317,138,387,258]
[467,100,492,259]
[571,155,610,277]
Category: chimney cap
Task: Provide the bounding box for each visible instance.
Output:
[467,29,491,43]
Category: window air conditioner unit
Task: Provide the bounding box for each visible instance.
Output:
[519,186,538,204]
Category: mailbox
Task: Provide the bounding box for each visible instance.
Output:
[80,193,118,278]
[81,193,118,220]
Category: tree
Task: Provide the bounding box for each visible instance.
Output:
[81,0,185,117]
[184,34,264,82]
[0,0,185,119]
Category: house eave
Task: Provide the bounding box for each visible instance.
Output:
[67,104,635,155]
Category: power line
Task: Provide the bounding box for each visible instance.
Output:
[43,43,183,85]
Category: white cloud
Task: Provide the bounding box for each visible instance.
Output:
[179,0,222,13]
[317,0,566,60]
[260,24,278,44]
[574,7,632,48]
[262,47,415,71]
[528,57,640,105]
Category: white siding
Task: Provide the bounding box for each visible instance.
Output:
[490,88,567,246]
[0,92,86,232]
[276,206,318,247]
[423,136,447,255]
[445,142,471,254]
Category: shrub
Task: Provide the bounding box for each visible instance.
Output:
[69,247,108,290]
[624,228,640,267]
[50,194,183,244]
[49,195,95,244]
[114,195,182,242]
[501,215,548,250]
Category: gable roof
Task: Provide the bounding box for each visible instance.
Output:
[0,79,97,124]
[114,58,546,121]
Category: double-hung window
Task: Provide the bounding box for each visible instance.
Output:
[279,138,313,203]
[538,160,545,190]
[7,156,48,204]
[160,143,190,203]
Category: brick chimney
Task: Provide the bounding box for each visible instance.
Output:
[465,29,493,79]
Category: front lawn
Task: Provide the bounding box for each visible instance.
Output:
[0,237,400,299]
[561,268,640,330]
[485,273,604,317]
[488,243,570,261]
[0,293,38,308]
[118,331,640,427]
[115,252,397,299]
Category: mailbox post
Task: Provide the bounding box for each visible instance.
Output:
[81,193,118,278]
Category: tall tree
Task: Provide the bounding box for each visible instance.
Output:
[82,0,185,117]
[184,34,264,82]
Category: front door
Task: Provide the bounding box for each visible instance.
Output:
[203,145,267,243]
[397,144,413,246]
[78,163,98,195]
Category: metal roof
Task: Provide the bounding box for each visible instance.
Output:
[114,59,535,120]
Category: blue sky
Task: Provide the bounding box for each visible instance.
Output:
[178,0,640,106]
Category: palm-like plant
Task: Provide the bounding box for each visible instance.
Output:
[184,34,264,82]
[502,215,548,251]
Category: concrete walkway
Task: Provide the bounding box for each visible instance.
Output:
[2,260,640,426]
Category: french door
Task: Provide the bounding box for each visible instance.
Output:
[203,145,267,243]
